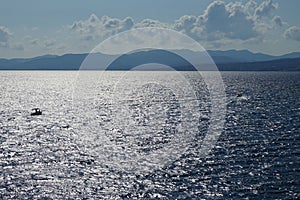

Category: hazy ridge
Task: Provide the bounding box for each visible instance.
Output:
[0,49,300,71]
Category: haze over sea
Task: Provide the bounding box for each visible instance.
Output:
[0,71,299,199]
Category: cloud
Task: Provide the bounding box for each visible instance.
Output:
[102,16,134,33]
[0,26,25,51]
[174,1,258,40]
[2,0,294,57]
[44,39,56,48]
[0,25,12,47]
[134,19,168,28]
[255,0,278,18]
[174,15,198,31]
[203,1,230,34]
[198,0,284,43]
[207,1,257,39]
[67,0,284,46]
[69,14,134,41]
[284,26,300,41]
[173,15,204,40]
[69,14,100,39]
[30,39,39,45]
[244,0,258,13]
[272,15,283,27]
[12,43,24,51]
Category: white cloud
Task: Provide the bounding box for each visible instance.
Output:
[1,0,297,57]
[30,39,39,45]
[92,27,205,55]
[255,0,278,18]
[244,0,258,14]
[66,1,284,46]
[174,1,258,40]
[173,15,204,40]
[102,16,134,33]
[0,25,12,47]
[201,0,286,44]
[272,15,283,27]
[0,26,24,51]
[134,19,169,28]
[69,14,134,41]
[284,26,300,41]
[174,15,198,31]
[203,1,230,34]
[45,39,56,48]
[12,43,24,51]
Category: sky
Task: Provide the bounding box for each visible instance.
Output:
[0,0,300,58]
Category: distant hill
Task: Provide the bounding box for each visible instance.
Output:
[218,57,300,71]
[0,49,299,71]
[0,54,87,70]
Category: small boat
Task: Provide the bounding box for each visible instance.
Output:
[237,93,243,98]
[31,108,42,116]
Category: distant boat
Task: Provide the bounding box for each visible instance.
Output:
[237,93,243,98]
[31,108,42,116]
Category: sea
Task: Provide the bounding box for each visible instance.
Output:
[0,71,299,199]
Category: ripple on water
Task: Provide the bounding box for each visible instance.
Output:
[0,71,299,199]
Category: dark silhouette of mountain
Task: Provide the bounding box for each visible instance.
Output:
[218,57,300,71]
[176,49,300,63]
[0,49,299,71]
[208,50,275,63]
[0,54,86,70]
[106,49,195,71]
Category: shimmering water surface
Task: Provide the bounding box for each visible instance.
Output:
[0,71,299,199]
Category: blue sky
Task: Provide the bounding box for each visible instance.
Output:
[0,0,300,58]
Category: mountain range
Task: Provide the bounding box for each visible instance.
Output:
[0,49,299,71]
